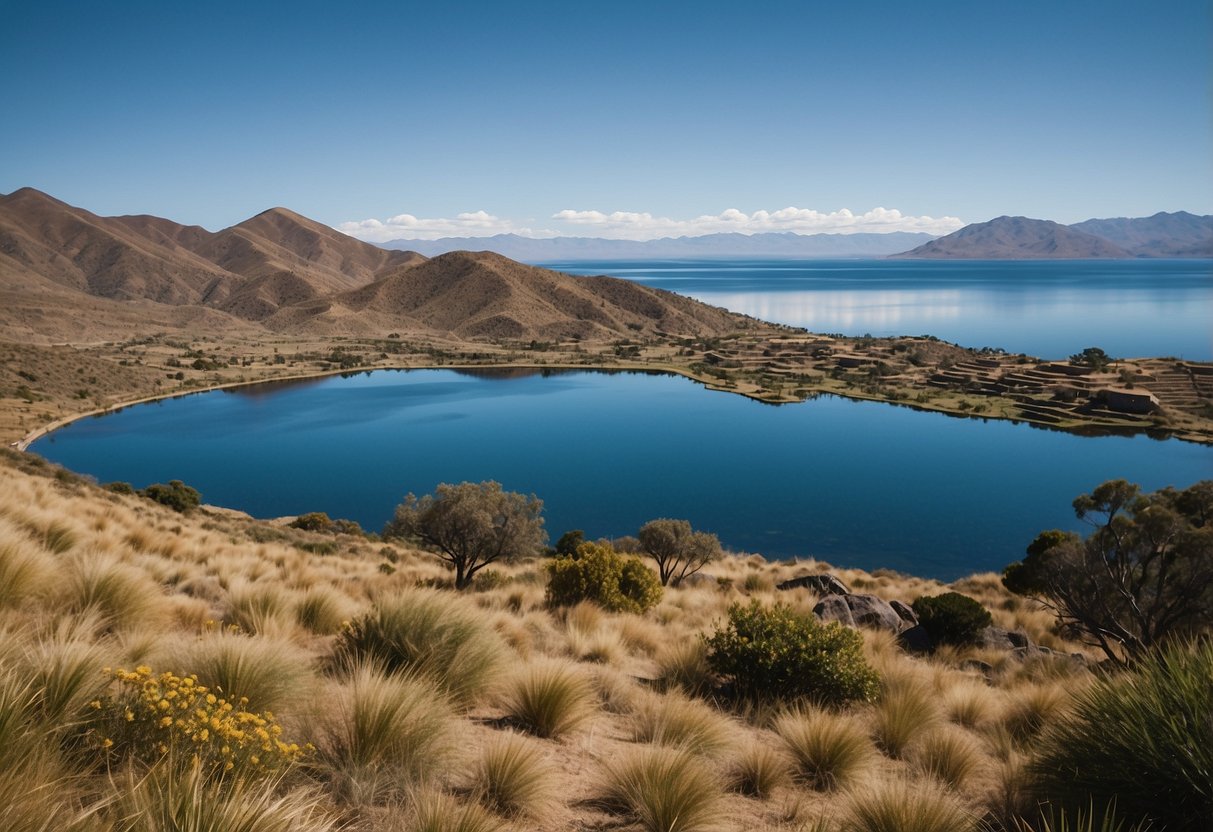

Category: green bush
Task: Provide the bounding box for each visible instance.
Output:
[290,512,334,532]
[1029,639,1213,831]
[911,592,992,647]
[140,480,201,513]
[704,601,879,706]
[545,543,662,614]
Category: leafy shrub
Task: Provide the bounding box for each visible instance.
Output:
[1029,640,1213,831]
[140,480,201,513]
[912,592,993,647]
[545,542,662,614]
[104,481,136,495]
[703,601,879,706]
[289,512,334,533]
[89,666,308,778]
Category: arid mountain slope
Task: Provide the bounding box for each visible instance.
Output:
[1070,211,1213,257]
[895,216,1132,259]
[289,250,749,339]
[0,190,754,342]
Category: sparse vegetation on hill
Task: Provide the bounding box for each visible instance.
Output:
[0,446,1208,830]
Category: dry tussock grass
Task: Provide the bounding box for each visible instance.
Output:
[0,455,1107,831]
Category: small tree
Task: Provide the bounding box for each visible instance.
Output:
[1069,346,1113,371]
[1003,479,1213,665]
[637,518,723,586]
[384,481,546,590]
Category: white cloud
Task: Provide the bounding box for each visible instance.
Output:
[549,206,965,240]
[339,205,964,243]
[336,210,542,242]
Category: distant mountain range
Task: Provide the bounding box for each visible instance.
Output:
[0,188,753,343]
[897,212,1213,259]
[381,231,938,260]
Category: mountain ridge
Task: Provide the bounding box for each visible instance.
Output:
[0,189,756,343]
[894,212,1213,259]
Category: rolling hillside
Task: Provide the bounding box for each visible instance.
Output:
[0,189,755,342]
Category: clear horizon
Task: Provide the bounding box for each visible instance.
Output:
[2,1,1209,241]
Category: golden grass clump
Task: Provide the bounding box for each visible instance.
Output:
[334,588,507,707]
[307,662,456,804]
[112,761,335,832]
[293,586,356,635]
[774,707,873,791]
[409,788,509,832]
[500,659,594,739]
[0,530,51,609]
[654,638,713,695]
[910,725,986,790]
[872,682,941,758]
[629,691,734,756]
[839,776,977,832]
[61,554,164,632]
[468,730,559,819]
[1003,681,1069,745]
[597,744,724,832]
[24,631,111,724]
[725,739,791,798]
[158,628,312,714]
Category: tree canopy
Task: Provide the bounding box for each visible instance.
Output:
[637,518,723,586]
[383,481,546,590]
[1003,479,1213,664]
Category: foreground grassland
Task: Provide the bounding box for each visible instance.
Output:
[0,448,1126,832]
[3,331,1212,449]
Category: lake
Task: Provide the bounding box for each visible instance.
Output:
[543,259,1213,361]
[30,369,1211,581]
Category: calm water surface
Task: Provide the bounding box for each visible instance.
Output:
[31,370,1211,580]
[544,259,1213,360]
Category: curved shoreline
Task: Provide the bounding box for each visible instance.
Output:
[16,357,1211,454]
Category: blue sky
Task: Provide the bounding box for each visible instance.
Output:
[2,1,1209,239]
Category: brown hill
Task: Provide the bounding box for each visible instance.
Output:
[281,250,749,340]
[895,216,1132,259]
[0,190,753,343]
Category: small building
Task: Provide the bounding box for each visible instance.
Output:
[1096,388,1160,414]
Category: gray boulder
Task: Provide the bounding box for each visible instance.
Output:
[813,593,906,633]
[844,594,906,633]
[889,599,918,627]
[812,595,856,628]
[778,574,851,596]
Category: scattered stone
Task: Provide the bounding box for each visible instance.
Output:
[897,624,932,654]
[777,573,851,596]
[812,595,856,628]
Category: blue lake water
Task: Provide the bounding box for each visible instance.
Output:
[30,369,1211,581]
[543,259,1213,361]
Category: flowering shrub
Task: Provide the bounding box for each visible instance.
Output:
[88,666,308,777]
[704,601,879,706]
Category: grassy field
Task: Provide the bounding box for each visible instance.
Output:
[0,445,1135,832]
